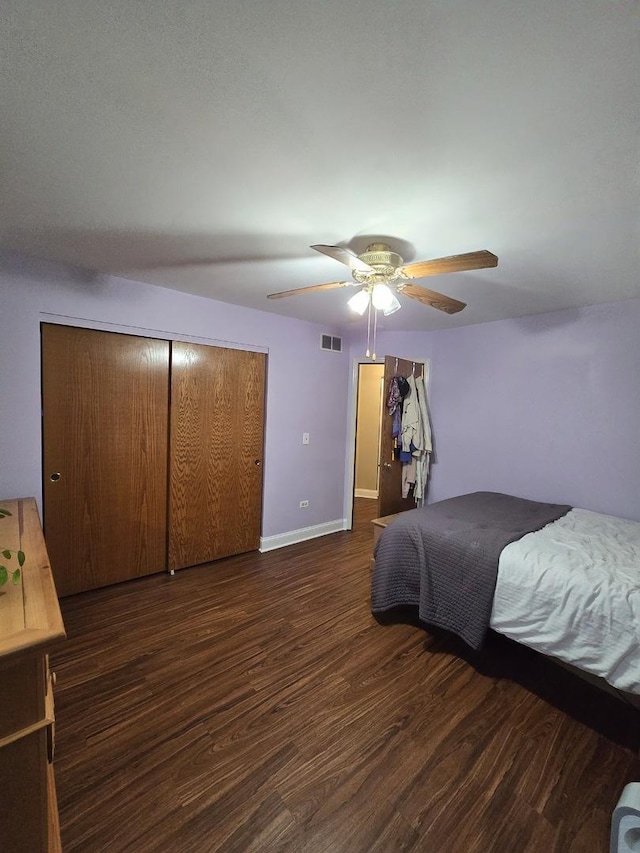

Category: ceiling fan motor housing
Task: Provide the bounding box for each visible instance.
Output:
[353,243,403,284]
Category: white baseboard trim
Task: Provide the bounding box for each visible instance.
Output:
[354,489,378,499]
[259,519,347,553]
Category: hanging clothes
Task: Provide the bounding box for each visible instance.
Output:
[400,374,421,456]
[386,376,403,440]
[413,375,432,505]
[399,373,433,506]
[402,455,417,498]
[386,375,410,441]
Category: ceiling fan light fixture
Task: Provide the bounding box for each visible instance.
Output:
[371,283,396,311]
[382,293,401,315]
[347,288,370,315]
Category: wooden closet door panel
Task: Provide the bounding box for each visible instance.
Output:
[42,325,170,596]
[169,343,266,571]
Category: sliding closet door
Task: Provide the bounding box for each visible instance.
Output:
[42,324,170,596]
[377,355,424,518]
[169,342,266,571]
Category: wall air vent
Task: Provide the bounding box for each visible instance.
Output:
[321,334,342,353]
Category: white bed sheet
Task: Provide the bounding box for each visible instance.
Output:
[490,508,640,695]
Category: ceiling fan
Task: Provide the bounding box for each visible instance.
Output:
[267,243,499,316]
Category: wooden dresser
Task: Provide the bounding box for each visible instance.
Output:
[0,497,66,852]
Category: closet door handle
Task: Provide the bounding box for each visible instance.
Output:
[50,472,62,482]
[254,459,261,466]
[383,462,392,469]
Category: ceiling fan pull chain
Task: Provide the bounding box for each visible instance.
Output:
[372,305,379,361]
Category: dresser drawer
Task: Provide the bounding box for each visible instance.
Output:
[0,654,46,742]
[0,727,49,852]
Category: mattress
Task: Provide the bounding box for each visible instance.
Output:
[491,508,640,695]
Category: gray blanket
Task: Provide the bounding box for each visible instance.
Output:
[371,491,571,649]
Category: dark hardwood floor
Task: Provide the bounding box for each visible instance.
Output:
[52,498,639,852]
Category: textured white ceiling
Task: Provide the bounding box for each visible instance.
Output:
[1,1,638,331]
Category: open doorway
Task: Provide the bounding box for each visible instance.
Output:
[354,363,385,499]
[352,362,385,531]
[346,354,430,532]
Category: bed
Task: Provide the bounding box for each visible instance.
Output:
[371,491,640,707]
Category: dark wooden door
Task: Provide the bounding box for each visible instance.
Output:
[377,355,424,518]
[168,342,266,571]
[41,324,170,596]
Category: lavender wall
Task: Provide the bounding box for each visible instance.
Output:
[4,249,639,546]
[0,252,350,539]
[374,300,640,521]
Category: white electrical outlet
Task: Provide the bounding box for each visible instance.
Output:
[302,432,310,444]
[299,500,309,508]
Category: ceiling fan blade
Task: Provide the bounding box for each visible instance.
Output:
[400,283,467,314]
[311,244,375,273]
[267,281,352,299]
[399,250,498,279]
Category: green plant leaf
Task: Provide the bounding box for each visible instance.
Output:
[0,566,7,585]
[0,508,12,517]
[17,551,25,567]
[12,569,20,584]
[1,549,11,560]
